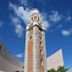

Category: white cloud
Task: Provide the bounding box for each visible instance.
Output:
[49,24,63,32]
[61,29,72,36]
[10,16,24,37]
[40,13,50,30]
[19,0,28,6]
[9,2,17,11]
[0,21,3,27]
[58,24,63,28]
[49,11,62,23]
[9,2,72,34]
[9,2,49,30]
[66,16,71,21]
[15,53,24,58]
[15,24,24,37]
[11,17,21,25]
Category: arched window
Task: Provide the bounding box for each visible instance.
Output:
[29,29,33,40]
[29,35,32,40]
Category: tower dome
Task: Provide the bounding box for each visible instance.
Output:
[30,9,40,22]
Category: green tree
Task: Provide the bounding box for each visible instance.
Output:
[48,68,56,72]
[57,66,67,72]
[47,66,68,72]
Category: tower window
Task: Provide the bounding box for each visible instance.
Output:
[39,36,42,40]
[29,35,32,40]
[29,28,33,40]
[40,41,43,47]
[40,41,41,45]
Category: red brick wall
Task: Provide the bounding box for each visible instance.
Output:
[28,39,33,72]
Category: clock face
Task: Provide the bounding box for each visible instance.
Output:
[31,13,39,21]
[33,15,38,20]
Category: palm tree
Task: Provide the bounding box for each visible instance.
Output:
[48,68,56,72]
[47,66,68,72]
[57,66,67,72]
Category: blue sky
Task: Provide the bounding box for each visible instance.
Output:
[0,0,72,68]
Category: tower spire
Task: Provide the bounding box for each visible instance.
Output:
[26,10,45,31]
[30,10,40,22]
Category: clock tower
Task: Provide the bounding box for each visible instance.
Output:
[24,10,47,72]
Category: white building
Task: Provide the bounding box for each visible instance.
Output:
[47,49,64,70]
[0,44,24,72]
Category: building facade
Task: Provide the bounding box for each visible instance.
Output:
[47,49,64,70]
[24,10,47,72]
[0,44,24,72]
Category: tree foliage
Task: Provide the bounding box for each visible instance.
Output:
[48,66,68,72]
